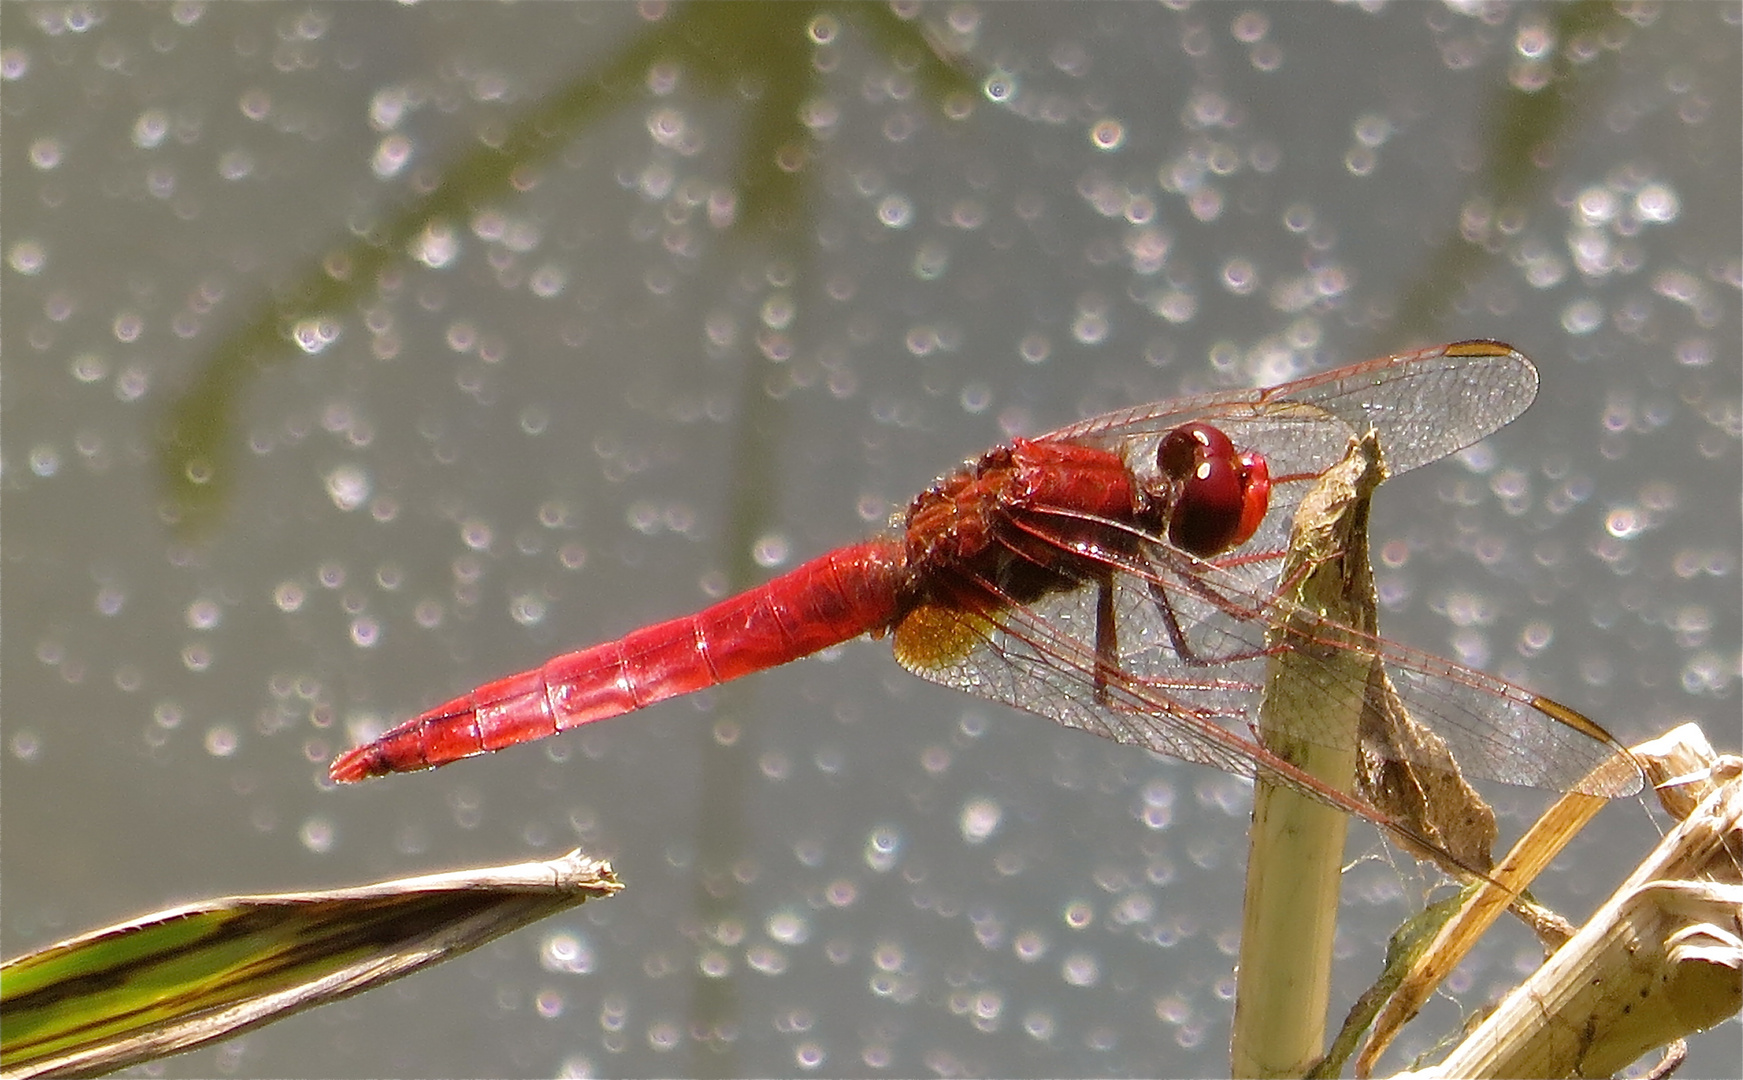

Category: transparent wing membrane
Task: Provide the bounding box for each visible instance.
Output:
[895,514,1639,812]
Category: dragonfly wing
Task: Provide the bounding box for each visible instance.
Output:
[1128,547,1644,799]
[890,574,1272,780]
[1047,342,1539,515]
[1375,654,1643,797]
[893,540,1641,802]
[1218,341,1538,478]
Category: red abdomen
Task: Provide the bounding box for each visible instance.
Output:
[331,538,908,780]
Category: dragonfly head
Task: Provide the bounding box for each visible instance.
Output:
[1154,422,1273,558]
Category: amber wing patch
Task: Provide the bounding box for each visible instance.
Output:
[893,602,995,674]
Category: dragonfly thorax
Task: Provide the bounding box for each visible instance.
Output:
[899,438,1142,609]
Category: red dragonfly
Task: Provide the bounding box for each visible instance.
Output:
[331,341,1641,862]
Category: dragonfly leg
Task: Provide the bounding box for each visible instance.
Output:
[1145,570,1284,670]
[1093,572,1117,704]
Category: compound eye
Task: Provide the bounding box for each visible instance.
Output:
[1168,454,1244,556]
[1158,423,1271,558]
[1157,422,1234,481]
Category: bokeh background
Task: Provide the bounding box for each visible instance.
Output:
[4,2,1737,1076]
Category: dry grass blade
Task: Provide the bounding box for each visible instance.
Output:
[1,850,621,1079]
